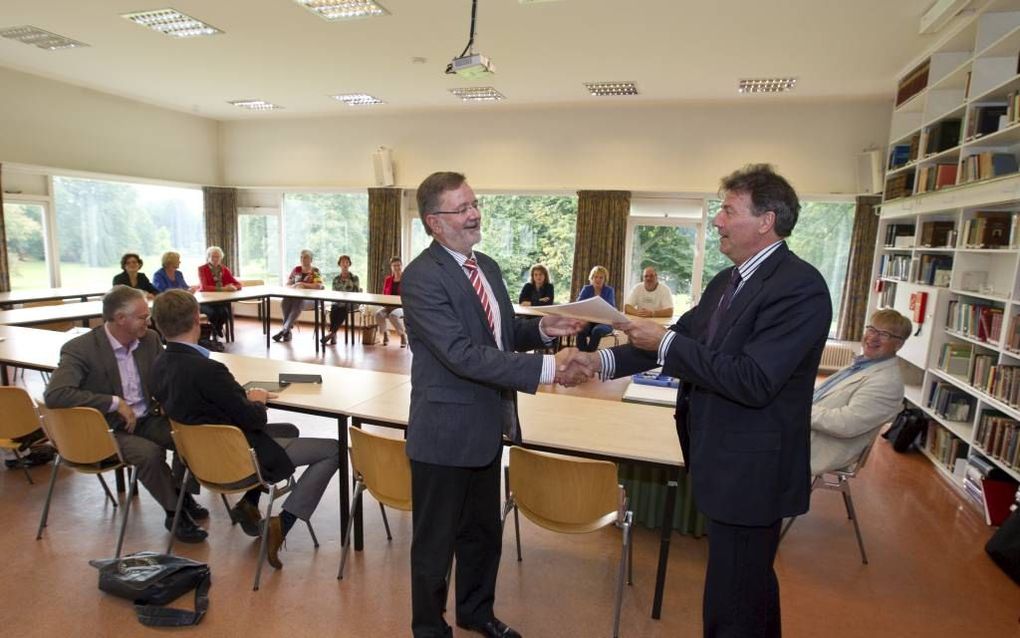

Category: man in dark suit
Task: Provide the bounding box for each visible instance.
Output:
[149,289,338,569]
[566,164,832,637]
[403,171,583,638]
[44,285,208,543]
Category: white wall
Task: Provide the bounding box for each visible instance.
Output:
[221,99,891,195]
[0,66,220,185]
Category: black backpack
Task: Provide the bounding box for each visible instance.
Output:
[882,406,926,453]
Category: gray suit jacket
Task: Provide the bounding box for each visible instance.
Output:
[402,241,546,467]
[44,325,163,430]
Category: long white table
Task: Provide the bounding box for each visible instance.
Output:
[0,286,108,309]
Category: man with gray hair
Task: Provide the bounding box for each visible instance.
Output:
[45,285,208,543]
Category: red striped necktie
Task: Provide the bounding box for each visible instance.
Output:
[463,257,495,335]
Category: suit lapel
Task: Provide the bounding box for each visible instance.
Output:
[712,243,789,347]
[477,252,512,347]
[429,242,497,345]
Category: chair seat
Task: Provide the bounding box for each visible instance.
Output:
[63,455,125,474]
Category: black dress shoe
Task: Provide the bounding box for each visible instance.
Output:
[165,511,208,544]
[457,618,521,638]
[230,499,262,537]
[272,331,285,342]
[183,493,209,521]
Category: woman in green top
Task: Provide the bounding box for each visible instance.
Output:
[321,254,361,345]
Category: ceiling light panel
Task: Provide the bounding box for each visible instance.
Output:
[738,78,797,94]
[585,81,639,97]
[450,87,505,102]
[0,25,88,50]
[331,93,385,106]
[228,99,283,111]
[294,1,389,22]
[122,9,222,38]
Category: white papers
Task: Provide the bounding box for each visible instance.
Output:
[531,296,627,325]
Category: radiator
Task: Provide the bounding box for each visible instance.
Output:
[818,340,857,373]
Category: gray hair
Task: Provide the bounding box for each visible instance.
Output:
[205,246,224,261]
[299,249,314,260]
[102,285,145,322]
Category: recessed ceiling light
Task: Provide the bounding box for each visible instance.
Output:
[585,82,639,97]
[331,93,385,106]
[228,99,283,111]
[450,87,505,102]
[0,25,88,50]
[294,1,389,22]
[122,9,222,38]
[738,78,797,94]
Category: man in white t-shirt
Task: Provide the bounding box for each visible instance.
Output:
[624,267,674,318]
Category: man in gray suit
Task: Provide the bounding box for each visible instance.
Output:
[44,285,207,543]
[402,172,583,638]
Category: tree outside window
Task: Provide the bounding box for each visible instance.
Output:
[282,193,368,284]
[3,202,48,290]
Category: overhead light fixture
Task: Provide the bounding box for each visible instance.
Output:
[0,25,88,50]
[228,99,283,111]
[294,0,389,22]
[122,9,222,38]
[450,87,505,102]
[331,93,385,106]
[446,0,495,79]
[585,82,639,97]
[738,78,797,94]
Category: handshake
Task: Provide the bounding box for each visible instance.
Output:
[539,315,669,387]
[554,348,601,387]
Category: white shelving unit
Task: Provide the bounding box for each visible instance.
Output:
[873,0,1020,499]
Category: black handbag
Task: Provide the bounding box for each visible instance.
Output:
[986,508,1020,585]
[89,551,211,627]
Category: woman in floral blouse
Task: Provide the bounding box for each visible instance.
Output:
[273,249,324,342]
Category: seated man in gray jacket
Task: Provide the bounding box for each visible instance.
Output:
[44,285,208,543]
[811,309,912,475]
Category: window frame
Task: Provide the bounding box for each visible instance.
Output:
[3,192,56,288]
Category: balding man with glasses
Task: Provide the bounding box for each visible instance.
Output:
[810,309,912,475]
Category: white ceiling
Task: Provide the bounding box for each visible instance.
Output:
[0,0,947,120]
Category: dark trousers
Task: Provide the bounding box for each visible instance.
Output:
[199,303,229,333]
[410,456,502,638]
[704,518,783,638]
[576,323,612,352]
[328,302,352,333]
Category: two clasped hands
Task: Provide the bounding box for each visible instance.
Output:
[539,315,670,387]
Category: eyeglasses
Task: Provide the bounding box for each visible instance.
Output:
[430,200,480,216]
[864,325,904,342]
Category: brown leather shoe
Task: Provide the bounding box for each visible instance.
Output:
[265,515,284,569]
[230,499,261,537]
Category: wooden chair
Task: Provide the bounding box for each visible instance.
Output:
[779,435,878,564]
[0,387,46,484]
[167,421,319,590]
[502,446,633,638]
[338,426,411,579]
[36,406,139,558]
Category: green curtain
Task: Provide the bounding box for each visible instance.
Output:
[203,187,239,271]
[836,195,881,341]
[618,464,705,536]
[367,188,402,293]
[571,190,630,305]
[0,164,9,292]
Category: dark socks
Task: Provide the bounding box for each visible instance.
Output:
[280,510,297,537]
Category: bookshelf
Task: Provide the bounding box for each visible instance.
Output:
[874,0,1020,514]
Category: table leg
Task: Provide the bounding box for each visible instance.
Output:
[314,300,322,354]
[1,364,9,386]
[115,467,126,493]
[652,469,680,619]
[227,304,235,342]
[264,298,271,349]
[338,416,350,545]
[352,419,364,551]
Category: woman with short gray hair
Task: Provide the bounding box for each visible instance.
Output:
[273,249,324,343]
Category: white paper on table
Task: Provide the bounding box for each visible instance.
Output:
[530,296,628,325]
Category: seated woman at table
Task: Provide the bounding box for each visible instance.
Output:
[197,245,242,339]
[112,253,158,298]
[321,254,361,346]
[375,256,407,347]
[152,251,199,293]
[518,263,554,307]
[273,249,324,343]
[575,265,615,352]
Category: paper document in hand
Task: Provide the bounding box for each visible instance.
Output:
[532,296,627,324]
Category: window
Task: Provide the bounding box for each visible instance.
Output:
[703,199,854,335]
[53,176,205,287]
[409,194,577,303]
[237,212,281,284]
[3,201,50,290]
[282,192,368,286]
[626,198,705,314]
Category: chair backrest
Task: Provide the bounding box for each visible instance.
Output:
[0,386,43,441]
[25,299,74,332]
[237,279,264,287]
[170,420,260,490]
[508,446,621,534]
[836,433,880,478]
[348,427,411,511]
[39,406,120,466]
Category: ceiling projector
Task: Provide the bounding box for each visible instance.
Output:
[449,53,495,80]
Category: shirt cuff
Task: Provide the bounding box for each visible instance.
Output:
[539,354,556,385]
[109,396,120,413]
[537,319,556,345]
[657,330,676,366]
[597,349,615,381]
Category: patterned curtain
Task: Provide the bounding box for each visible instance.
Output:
[367,188,402,293]
[0,164,10,292]
[570,190,630,306]
[203,187,239,271]
[836,195,882,341]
